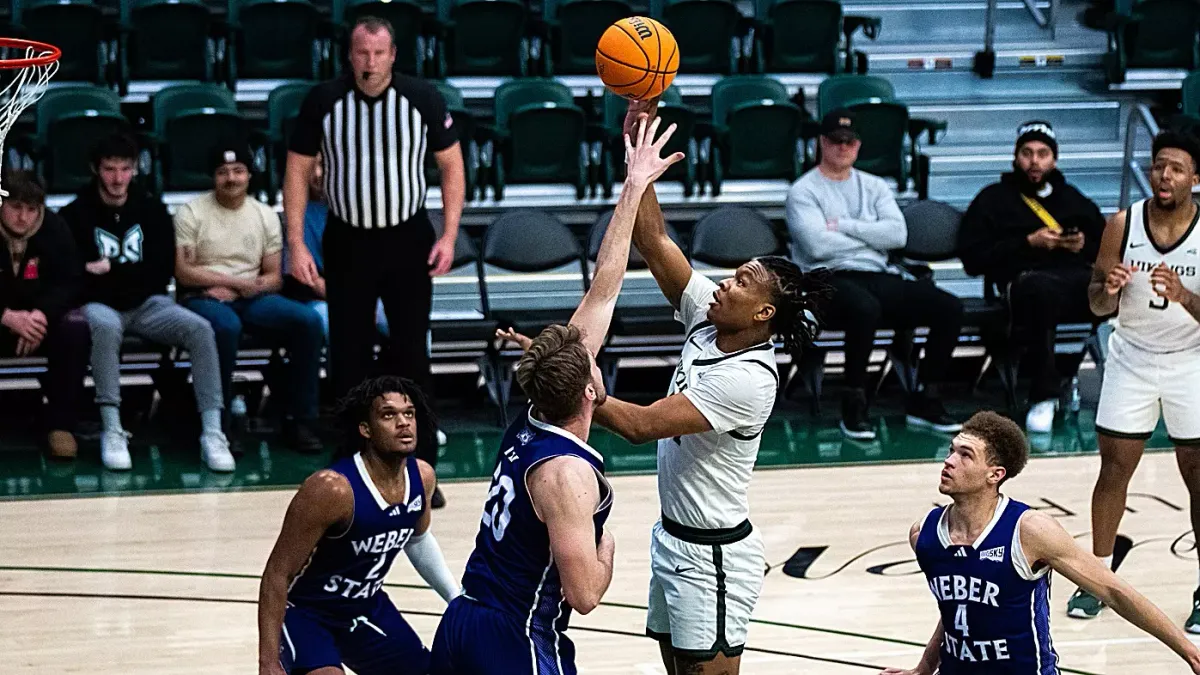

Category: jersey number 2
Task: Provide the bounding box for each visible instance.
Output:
[954,603,970,637]
[483,461,516,541]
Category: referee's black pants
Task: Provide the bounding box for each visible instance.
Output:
[1006,267,1097,403]
[324,211,437,467]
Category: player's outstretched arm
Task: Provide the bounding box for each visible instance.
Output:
[570,115,684,356]
[403,459,461,604]
[528,456,615,614]
[1088,210,1133,317]
[257,471,354,675]
[593,394,712,445]
[1022,510,1200,672]
[620,99,694,311]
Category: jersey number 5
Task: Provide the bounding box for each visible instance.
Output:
[482,461,516,541]
[955,603,970,637]
[1150,295,1169,311]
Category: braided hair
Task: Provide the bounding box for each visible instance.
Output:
[756,256,834,361]
[333,375,438,460]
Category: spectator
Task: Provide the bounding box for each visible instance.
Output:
[787,109,964,440]
[0,171,90,459]
[59,133,234,472]
[281,152,390,342]
[284,17,465,493]
[174,144,325,452]
[959,121,1105,434]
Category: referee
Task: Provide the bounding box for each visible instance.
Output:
[284,16,465,473]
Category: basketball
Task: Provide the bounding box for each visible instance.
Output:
[595,16,679,101]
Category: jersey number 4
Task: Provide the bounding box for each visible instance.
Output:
[955,603,970,637]
[482,460,516,541]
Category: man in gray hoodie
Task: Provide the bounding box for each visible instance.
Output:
[787,109,963,441]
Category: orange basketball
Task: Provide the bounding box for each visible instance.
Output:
[595,16,679,101]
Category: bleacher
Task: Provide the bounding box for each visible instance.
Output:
[1,0,1195,422]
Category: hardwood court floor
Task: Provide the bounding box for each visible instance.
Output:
[3,452,1199,674]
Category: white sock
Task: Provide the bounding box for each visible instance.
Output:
[1101,554,1114,571]
[200,409,223,436]
[100,405,123,433]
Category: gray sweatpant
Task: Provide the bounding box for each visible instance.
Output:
[84,295,224,412]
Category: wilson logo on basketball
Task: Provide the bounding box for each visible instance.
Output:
[628,17,653,39]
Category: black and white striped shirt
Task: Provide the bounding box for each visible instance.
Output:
[290,73,457,229]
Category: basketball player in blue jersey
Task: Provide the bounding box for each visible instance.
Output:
[1067,131,1200,629]
[257,375,461,675]
[428,115,684,675]
[880,411,1200,675]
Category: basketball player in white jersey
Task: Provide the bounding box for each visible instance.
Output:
[1066,131,1200,630]
[590,99,833,675]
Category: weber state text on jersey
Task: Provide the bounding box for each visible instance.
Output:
[661,272,778,530]
[460,410,613,631]
[287,453,426,614]
[915,496,1059,674]
[1116,199,1200,353]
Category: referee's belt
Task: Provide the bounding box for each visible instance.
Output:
[661,514,753,546]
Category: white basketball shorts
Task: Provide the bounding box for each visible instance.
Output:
[645,517,765,660]
[1095,331,1200,445]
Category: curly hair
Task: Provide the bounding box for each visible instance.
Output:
[756,256,834,361]
[962,410,1029,485]
[516,324,593,425]
[333,375,437,459]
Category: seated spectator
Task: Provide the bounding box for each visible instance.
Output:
[787,110,964,440]
[173,144,324,452]
[59,133,234,472]
[959,121,1105,434]
[0,172,90,459]
[281,153,390,341]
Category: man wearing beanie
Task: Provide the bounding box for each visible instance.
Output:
[959,121,1106,433]
[174,142,325,452]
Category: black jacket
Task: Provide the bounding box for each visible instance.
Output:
[59,183,176,311]
[0,210,82,321]
[958,169,1106,285]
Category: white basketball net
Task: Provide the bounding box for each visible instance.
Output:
[0,45,60,202]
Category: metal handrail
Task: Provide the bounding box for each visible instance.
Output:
[1119,103,1159,209]
[984,0,1058,54]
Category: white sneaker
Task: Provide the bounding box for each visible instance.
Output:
[437,429,448,446]
[1026,399,1058,434]
[201,431,236,472]
[101,430,133,471]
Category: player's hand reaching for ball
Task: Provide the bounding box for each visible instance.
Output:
[622,96,660,141]
[624,115,684,188]
[1104,263,1136,296]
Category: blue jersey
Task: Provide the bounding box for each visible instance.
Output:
[915,496,1060,675]
[460,409,613,632]
[287,452,426,616]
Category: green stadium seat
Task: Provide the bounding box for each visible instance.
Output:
[426,79,479,201]
[597,87,697,198]
[438,0,528,76]
[149,83,246,192]
[654,0,743,74]
[1103,0,1200,84]
[264,81,317,203]
[707,75,804,195]
[12,0,111,83]
[32,85,131,193]
[753,0,880,75]
[339,0,426,76]
[120,0,217,90]
[541,0,632,75]
[227,0,323,83]
[489,78,588,200]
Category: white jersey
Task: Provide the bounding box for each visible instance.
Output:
[657,272,778,530]
[1115,199,1200,353]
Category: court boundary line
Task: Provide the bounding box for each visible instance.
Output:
[0,565,1103,675]
[0,446,1176,503]
[0,590,885,671]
